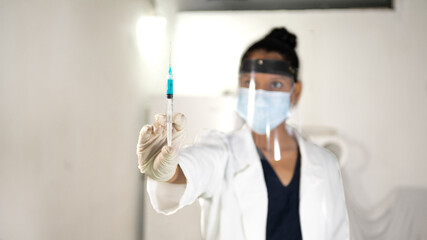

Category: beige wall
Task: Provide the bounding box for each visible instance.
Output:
[0,1,149,239]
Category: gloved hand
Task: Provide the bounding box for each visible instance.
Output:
[137,113,186,182]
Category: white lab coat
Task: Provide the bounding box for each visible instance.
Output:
[147,125,350,240]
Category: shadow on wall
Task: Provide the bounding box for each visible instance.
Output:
[337,138,427,240]
[346,187,427,240]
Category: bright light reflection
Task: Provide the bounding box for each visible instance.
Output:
[136,16,167,60]
[266,123,270,151]
[247,72,256,128]
[274,136,281,161]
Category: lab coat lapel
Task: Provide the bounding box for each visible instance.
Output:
[228,126,268,240]
[292,128,328,240]
[229,125,328,240]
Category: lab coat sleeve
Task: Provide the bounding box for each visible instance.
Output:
[146,129,229,215]
[325,152,350,239]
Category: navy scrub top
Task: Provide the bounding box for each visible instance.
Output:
[258,148,303,240]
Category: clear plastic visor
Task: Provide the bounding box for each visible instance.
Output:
[236,65,296,161]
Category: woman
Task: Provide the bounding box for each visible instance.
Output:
[137,27,349,240]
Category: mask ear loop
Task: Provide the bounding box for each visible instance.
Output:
[289,83,296,110]
[287,81,302,133]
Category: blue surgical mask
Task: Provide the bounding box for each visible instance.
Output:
[236,88,292,134]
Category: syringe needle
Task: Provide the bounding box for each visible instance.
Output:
[169,41,172,66]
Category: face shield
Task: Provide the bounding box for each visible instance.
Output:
[236,59,297,161]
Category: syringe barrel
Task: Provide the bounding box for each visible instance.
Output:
[167,77,173,95]
[166,98,173,146]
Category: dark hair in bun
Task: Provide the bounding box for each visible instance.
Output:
[241,27,299,81]
[265,28,297,49]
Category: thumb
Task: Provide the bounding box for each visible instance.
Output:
[151,145,180,181]
[173,113,186,132]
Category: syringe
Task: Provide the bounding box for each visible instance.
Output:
[166,44,173,147]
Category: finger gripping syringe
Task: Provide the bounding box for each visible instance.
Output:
[166,58,173,147]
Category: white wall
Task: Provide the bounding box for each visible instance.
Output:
[172,0,427,207]
[0,1,151,239]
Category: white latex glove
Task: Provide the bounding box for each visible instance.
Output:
[137,113,186,182]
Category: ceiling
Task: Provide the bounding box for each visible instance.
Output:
[175,0,393,11]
